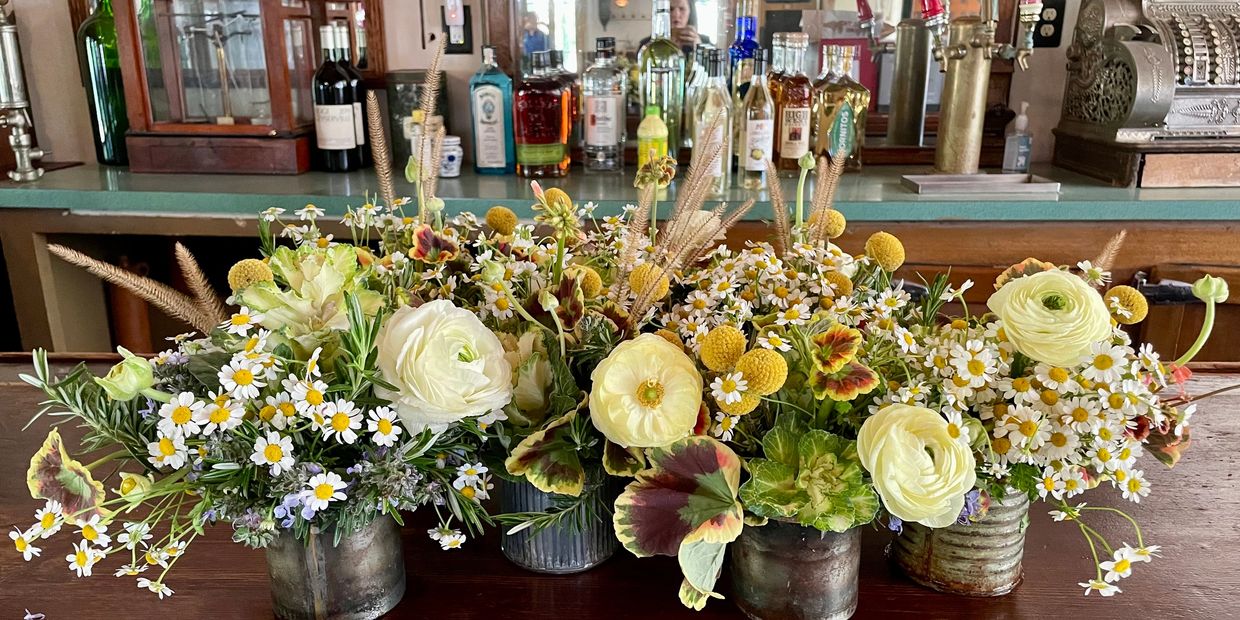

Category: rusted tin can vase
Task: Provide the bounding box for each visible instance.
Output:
[729,520,862,620]
[889,489,1031,596]
[500,477,618,574]
[265,516,406,620]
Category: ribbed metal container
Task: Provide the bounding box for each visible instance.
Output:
[499,477,618,574]
[729,521,861,620]
[265,516,406,620]
[889,489,1031,596]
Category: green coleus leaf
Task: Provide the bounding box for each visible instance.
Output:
[1147,425,1191,467]
[504,410,586,496]
[603,439,646,477]
[27,429,109,520]
[677,538,727,608]
[738,458,801,520]
[794,429,877,532]
[614,436,743,558]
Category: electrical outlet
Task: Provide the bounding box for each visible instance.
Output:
[1032,0,1066,48]
[440,5,473,54]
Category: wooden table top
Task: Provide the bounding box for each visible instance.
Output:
[2,363,1237,619]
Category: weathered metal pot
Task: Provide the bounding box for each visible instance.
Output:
[265,515,406,620]
[729,520,861,620]
[889,489,1030,596]
[500,477,619,574]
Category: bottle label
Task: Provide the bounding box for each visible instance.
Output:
[699,123,726,177]
[517,142,566,166]
[352,102,365,146]
[585,95,622,147]
[637,136,668,169]
[779,106,810,159]
[744,119,774,171]
[315,104,357,150]
[473,84,508,168]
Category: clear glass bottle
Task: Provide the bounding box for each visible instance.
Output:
[582,37,627,172]
[638,0,686,157]
[774,33,813,174]
[737,49,774,190]
[470,45,517,174]
[811,45,842,163]
[694,48,732,196]
[819,45,870,171]
[76,0,129,166]
[514,50,570,177]
[728,0,760,99]
[684,44,712,150]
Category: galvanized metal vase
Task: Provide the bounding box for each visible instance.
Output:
[265,515,406,620]
[499,477,618,574]
[729,520,862,620]
[889,489,1031,596]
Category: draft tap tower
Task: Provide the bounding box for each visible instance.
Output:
[856,0,936,146]
[0,0,43,181]
[929,0,1042,174]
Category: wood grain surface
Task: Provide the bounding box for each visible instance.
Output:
[1,364,1237,619]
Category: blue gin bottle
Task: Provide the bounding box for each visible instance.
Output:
[469,45,516,174]
[728,0,761,99]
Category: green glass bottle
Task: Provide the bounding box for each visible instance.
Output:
[638,0,685,154]
[77,0,129,166]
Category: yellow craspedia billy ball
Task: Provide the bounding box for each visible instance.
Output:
[628,263,670,301]
[735,349,788,396]
[566,264,603,298]
[822,210,847,239]
[1103,285,1149,324]
[699,325,746,372]
[717,392,761,416]
[227,258,274,292]
[485,206,518,235]
[865,231,905,272]
[823,270,854,297]
[655,329,684,349]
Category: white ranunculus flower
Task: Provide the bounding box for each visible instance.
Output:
[858,404,976,528]
[589,334,703,448]
[375,300,513,431]
[987,269,1111,367]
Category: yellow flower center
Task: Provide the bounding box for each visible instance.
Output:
[1040,390,1059,406]
[636,379,665,408]
[1064,479,1079,491]
[232,368,254,385]
[1097,448,1112,462]
[495,297,510,311]
[721,379,738,393]
[306,389,324,406]
[259,405,276,422]
[230,314,251,326]
[158,437,176,456]
[933,355,947,369]
[460,486,477,499]
[721,417,735,430]
[331,412,352,432]
[14,536,26,552]
[947,423,961,439]
[692,299,707,310]
[1093,355,1114,370]
[784,308,801,321]
[951,319,968,330]
[1119,447,1131,460]
[316,237,330,248]
[82,524,98,541]
[1072,407,1090,423]
[1114,469,1127,481]
[377,418,393,435]
[75,550,88,566]
[210,407,232,424]
[279,402,297,418]
[1098,427,1114,441]
[1108,393,1126,409]
[171,406,193,425]
[1018,420,1039,438]
[952,376,970,388]
[993,403,1009,417]
[1050,432,1068,448]
[967,359,986,376]
[264,444,284,463]
[244,336,261,352]
[991,436,1012,454]
[1113,558,1131,573]
[1012,377,1031,392]
[145,551,159,564]
[40,513,56,529]
[314,483,335,500]
[1049,367,1069,383]
[773,286,789,299]
[120,477,138,494]
[1126,479,1141,493]
[1042,477,1056,491]
[214,393,229,406]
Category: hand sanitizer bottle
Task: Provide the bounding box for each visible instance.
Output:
[1002,101,1032,173]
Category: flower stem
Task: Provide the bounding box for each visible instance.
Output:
[1081,506,1144,547]
[649,192,659,247]
[795,166,810,243]
[1174,299,1215,366]
[85,449,130,471]
[1076,520,1104,581]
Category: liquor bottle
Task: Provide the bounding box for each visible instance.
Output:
[550,50,582,147]
[819,45,870,171]
[469,45,516,174]
[683,45,711,150]
[728,0,760,99]
[811,45,842,163]
[334,24,370,167]
[638,0,686,156]
[76,0,129,166]
[693,48,732,196]
[582,37,627,172]
[514,50,570,178]
[737,49,774,190]
[767,33,787,132]
[774,33,812,174]
[637,105,669,170]
[314,25,362,172]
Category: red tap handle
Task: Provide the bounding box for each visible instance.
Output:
[856,0,874,22]
[922,0,946,20]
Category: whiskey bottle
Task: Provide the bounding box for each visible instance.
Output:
[514,50,570,177]
[774,33,812,174]
[819,45,870,171]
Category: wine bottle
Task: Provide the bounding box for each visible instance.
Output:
[737,49,774,189]
[470,45,516,174]
[693,48,732,196]
[334,23,370,167]
[76,0,128,166]
[638,0,685,155]
[314,25,362,172]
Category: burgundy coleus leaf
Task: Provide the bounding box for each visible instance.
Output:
[27,429,108,520]
[810,323,863,374]
[555,274,585,331]
[809,361,880,402]
[994,257,1058,290]
[603,440,646,477]
[613,436,743,558]
[504,410,586,496]
[410,224,459,264]
[693,403,711,436]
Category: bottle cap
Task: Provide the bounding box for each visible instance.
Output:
[596,37,616,56]
[786,32,809,48]
[531,50,551,69]
[706,48,725,76]
[754,48,769,73]
[482,45,496,64]
[645,105,662,117]
[319,25,336,48]
[443,135,461,146]
[1014,101,1029,132]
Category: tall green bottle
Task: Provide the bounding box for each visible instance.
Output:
[637,0,685,154]
[77,0,129,166]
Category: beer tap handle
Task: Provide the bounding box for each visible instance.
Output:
[856,0,879,44]
[1014,0,1043,70]
[922,0,949,68]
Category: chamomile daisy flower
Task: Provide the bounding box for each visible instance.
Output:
[1079,579,1120,596]
[258,392,298,430]
[1035,467,1066,500]
[873,288,910,315]
[195,396,242,435]
[31,500,64,539]
[713,412,740,441]
[289,377,330,414]
[303,472,347,512]
[116,522,152,550]
[439,532,467,550]
[758,330,792,352]
[774,302,810,326]
[1059,467,1087,498]
[156,392,203,437]
[1034,363,1077,392]
[367,407,403,447]
[321,400,362,444]
[1082,342,1127,385]
[950,346,996,388]
[1123,544,1161,563]
[943,410,970,445]
[1038,420,1080,461]
[75,515,111,548]
[1120,469,1150,503]
[892,326,920,354]
[115,563,147,577]
[455,463,488,487]
[1060,397,1101,433]
[710,372,748,405]
[296,203,325,220]
[218,358,266,400]
[223,306,263,336]
[147,433,189,470]
[10,528,40,561]
[66,540,100,577]
[251,431,296,475]
[998,375,1039,404]
[1076,260,1111,286]
[999,405,1051,450]
[1100,549,1134,582]
[137,577,174,599]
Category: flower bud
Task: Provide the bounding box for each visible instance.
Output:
[95,347,156,401]
[1192,275,1229,304]
[798,152,816,170]
[539,289,560,312]
[479,260,505,285]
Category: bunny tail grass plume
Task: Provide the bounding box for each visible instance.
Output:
[47,244,216,332]
[418,38,446,118]
[808,155,846,244]
[1092,229,1128,275]
[366,91,396,208]
[174,242,226,324]
[613,184,657,303]
[766,158,789,256]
